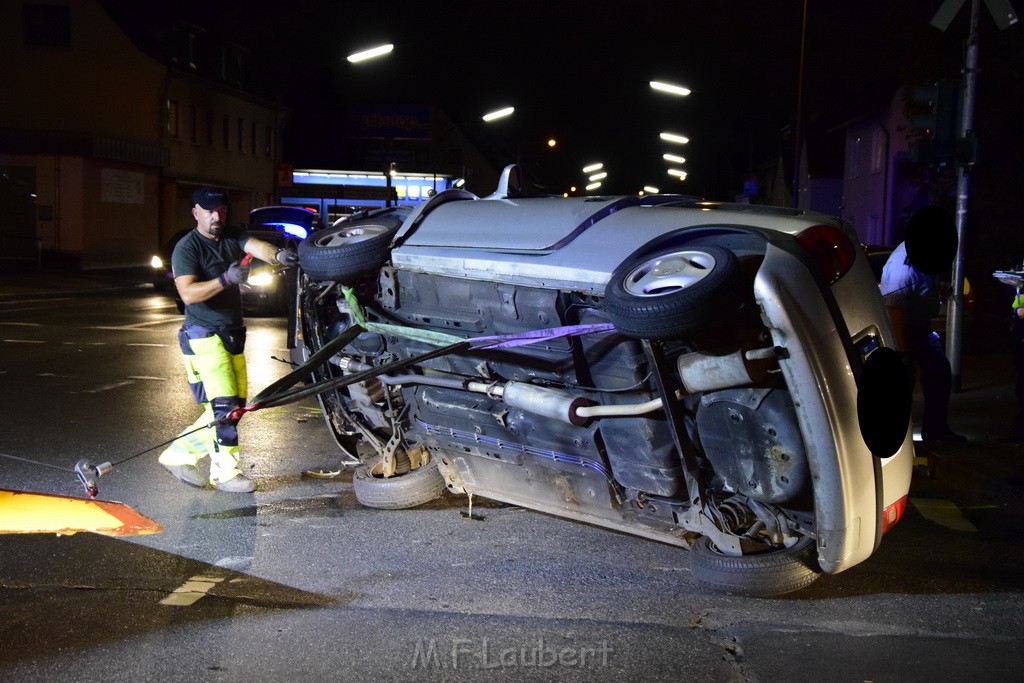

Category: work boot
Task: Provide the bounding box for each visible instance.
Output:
[162,463,208,488]
[213,474,256,493]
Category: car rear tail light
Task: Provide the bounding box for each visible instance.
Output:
[795,224,858,286]
[881,494,908,534]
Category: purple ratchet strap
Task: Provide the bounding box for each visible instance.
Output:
[468,323,617,349]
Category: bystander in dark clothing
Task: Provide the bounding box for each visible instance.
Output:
[880,206,965,443]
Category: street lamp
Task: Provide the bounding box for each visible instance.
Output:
[346,43,394,63]
[662,153,686,164]
[660,132,689,145]
[582,162,603,173]
[482,106,515,122]
[481,106,519,168]
[667,168,687,179]
[650,80,691,97]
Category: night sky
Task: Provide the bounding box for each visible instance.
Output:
[102,0,1020,200]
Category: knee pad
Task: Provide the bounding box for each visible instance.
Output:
[210,396,241,446]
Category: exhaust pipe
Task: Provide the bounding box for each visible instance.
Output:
[676,346,781,393]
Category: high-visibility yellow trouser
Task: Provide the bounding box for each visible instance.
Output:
[159,332,247,484]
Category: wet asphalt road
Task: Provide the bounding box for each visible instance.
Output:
[1,291,1022,682]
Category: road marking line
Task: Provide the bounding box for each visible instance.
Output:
[73,380,135,394]
[92,318,181,330]
[2,339,45,344]
[63,341,106,346]
[161,575,225,606]
[127,343,168,347]
[128,375,166,381]
[0,322,42,326]
[911,498,978,532]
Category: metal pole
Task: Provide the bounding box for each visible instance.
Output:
[791,0,808,209]
[947,0,980,392]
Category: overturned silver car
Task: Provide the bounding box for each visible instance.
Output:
[288,167,914,597]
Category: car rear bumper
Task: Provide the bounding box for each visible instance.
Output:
[755,242,913,574]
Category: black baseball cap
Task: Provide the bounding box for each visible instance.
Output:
[193,187,227,209]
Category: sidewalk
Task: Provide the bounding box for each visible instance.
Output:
[1,263,1022,515]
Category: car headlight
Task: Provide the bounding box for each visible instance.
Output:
[247,271,274,288]
[150,255,164,269]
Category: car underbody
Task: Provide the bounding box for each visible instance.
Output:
[287,169,914,597]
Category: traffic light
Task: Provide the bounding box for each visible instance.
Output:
[908,80,962,167]
[909,84,940,141]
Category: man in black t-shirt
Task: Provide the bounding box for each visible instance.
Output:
[158,187,298,493]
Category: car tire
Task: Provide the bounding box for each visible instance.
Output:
[603,245,741,339]
[297,215,404,283]
[352,454,446,510]
[689,534,820,597]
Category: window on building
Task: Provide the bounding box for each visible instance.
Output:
[207,110,214,147]
[190,105,198,143]
[264,126,273,157]
[166,100,179,139]
[251,122,257,155]
[223,114,230,150]
[237,118,244,153]
[846,136,861,180]
[23,3,70,47]
[187,32,198,70]
[218,47,227,82]
[871,129,885,174]
[221,45,247,87]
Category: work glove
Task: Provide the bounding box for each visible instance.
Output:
[276,248,299,267]
[222,260,250,286]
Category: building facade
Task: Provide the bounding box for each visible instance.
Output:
[0,0,283,268]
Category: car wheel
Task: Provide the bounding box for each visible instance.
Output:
[297,216,403,283]
[352,454,447,510]
[603,245,740,339]
[689,535,820,597]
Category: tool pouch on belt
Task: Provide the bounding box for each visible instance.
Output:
[179,325,247,355]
